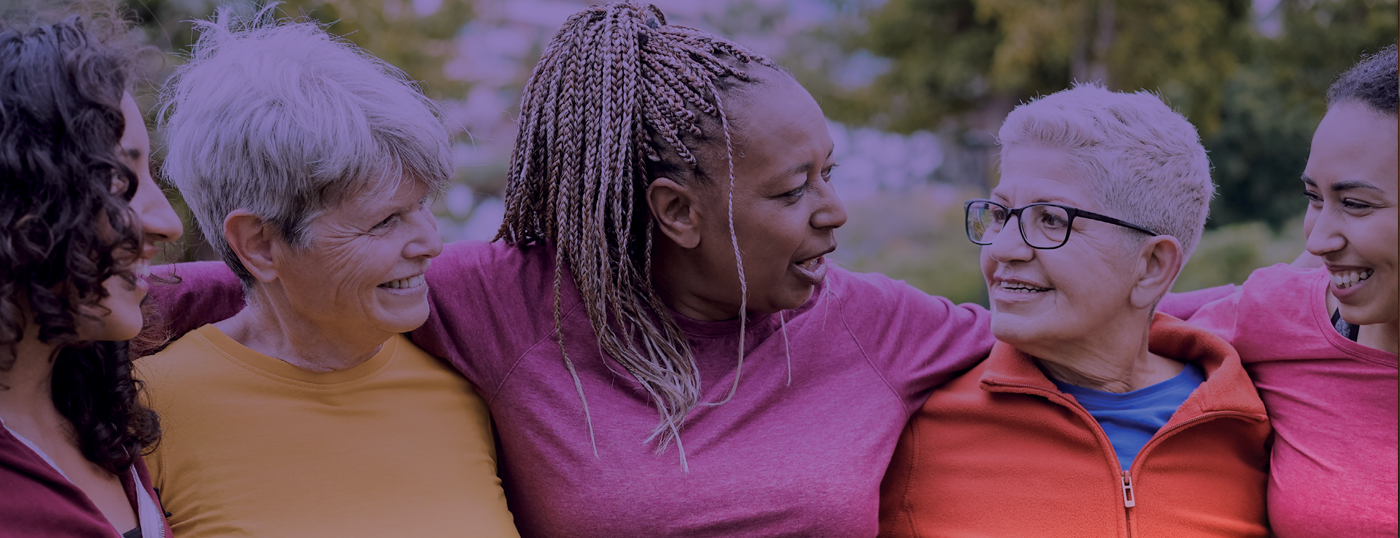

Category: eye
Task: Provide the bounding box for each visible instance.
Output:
[820,163,838,182]
[1037,208,1068,229]
[988,206,1008,223]
[1341,198,1374,211]
[371,213,401,231]
[1302,189,1322,205]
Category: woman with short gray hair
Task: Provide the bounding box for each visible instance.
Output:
[881,84,1271,537]
[136,9,518,537]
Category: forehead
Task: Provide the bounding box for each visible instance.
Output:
[118,93,148,152]
[992,145,1097,208]
[722,78,833,179]
[1306,104,1399,192]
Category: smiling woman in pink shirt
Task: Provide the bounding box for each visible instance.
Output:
[149,2,994,536]
[1182,46,1397,537]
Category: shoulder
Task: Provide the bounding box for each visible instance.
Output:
[826,266,986,327]
[1232,264,1327,328]
[430,240,555,280]
[1239,263,1326,295]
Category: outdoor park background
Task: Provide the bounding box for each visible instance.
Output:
[121,0,1399,305]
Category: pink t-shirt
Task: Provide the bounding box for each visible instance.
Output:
[412,241,994,537]
[1186,264,1398,538]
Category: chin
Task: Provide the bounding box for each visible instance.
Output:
[382,306,432,334]
[988,311,1047,348]
[1338,298,1399,327]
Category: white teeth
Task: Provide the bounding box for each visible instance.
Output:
[795,256,822,271]
[382,274,425,290]
[1002,282,1050,293]
[132,260,151,278]
[1331,269,1373,289]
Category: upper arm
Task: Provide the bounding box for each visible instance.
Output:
[841,273,995,412]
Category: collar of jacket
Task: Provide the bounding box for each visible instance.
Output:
[977,312,1269,427]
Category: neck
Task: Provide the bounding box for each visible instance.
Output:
[1326,291,1399,354]
[0,324,64,425]
[1024,310,1182,393]
[650,236,740,322]
[215,287,388,373]
[1357,319,1399,355]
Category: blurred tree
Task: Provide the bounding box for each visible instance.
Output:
[823,0,1396,228]
[1205,0,1397,229]
[825,0,1252,134]
[118,0,476,262]
[126,0,472,99]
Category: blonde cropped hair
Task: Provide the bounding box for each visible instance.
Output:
[998,83,1214,257]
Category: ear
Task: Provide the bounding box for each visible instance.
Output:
[1129,235,1184,310]
[646,177,704,249]
[223,209,280,284]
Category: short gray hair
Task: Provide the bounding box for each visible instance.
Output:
[998,83,1214,258]
[159,6,452,284]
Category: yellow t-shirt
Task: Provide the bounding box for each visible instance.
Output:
[138,325,519,538]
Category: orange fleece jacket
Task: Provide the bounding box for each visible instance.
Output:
[879,314,1272,538]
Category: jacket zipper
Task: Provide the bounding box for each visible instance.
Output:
[985,382,1266,538]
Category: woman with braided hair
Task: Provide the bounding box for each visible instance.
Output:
[152,2,992,535]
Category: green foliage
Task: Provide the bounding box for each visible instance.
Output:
[832,186,989,305]
[833,0,1254,134]
[1173,219,1306,291]
[1204,0,1397,229]
[127,0,472,99]
[820,0,1397,230]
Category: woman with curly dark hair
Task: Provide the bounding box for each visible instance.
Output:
[0,10,181,538]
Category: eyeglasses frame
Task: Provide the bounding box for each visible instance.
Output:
[963,199,1160,250]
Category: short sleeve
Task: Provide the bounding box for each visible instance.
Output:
[1184,288,1243,345]
[1160,284,1236,320]
[147,262,245,345]
[834,271,995,414]
[411,241,573,400]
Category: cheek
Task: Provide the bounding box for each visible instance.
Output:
[1302,208,1318,240]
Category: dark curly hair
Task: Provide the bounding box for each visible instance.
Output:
[0,10,160,475]
[1327,44,1398,116]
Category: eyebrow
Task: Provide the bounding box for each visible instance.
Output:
[1301,175,1384,193]
[123,147,142,161]
[764,146,835,185]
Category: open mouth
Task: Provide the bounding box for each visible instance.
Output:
[1331,269,1374,290]
[795,255,825,272]
[379,274,425,290]
[130,259,151,278]
[1000,282,1052,293]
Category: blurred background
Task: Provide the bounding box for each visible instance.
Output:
[119,0,1398,305]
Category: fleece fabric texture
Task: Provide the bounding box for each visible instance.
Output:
[879,314,1272,538]
[1186,264,1397,538]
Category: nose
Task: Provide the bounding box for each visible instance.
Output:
[812,180,848,230]
[1304,206,1345,258]
[404,204,444,260]
[132,175,183,248]
[985,214,1034,263]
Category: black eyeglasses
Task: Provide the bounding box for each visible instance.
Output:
[964,199,1159,250]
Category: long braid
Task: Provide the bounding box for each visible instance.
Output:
[495,1,776,466]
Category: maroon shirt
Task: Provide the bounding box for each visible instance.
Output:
[0,422,170,537]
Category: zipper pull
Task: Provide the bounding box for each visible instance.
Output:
[1121,471,1136,508]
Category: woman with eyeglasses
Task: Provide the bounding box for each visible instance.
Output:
[879,84,1271,538]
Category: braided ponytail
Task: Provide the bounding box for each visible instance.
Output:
[497,1,777,468]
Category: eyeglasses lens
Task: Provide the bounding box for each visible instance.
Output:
[967,202,1072,248]
[1022,205,1071,248]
